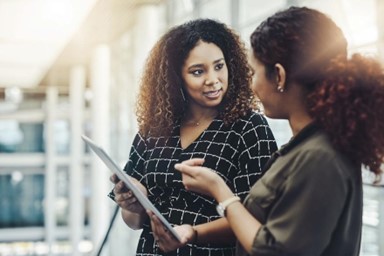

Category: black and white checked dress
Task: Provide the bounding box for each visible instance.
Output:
[124,111,277,256]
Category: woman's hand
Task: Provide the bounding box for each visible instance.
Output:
[148,211,195,252]
[109,174,147,214]
[174,158,230,200]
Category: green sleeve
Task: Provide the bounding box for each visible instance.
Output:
[251,149,350,255]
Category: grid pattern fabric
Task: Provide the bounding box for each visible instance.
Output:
[124,111,277,256]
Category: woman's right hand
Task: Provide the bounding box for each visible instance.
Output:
[109,174,148,214]
[174,158,229,200]
[148,211,194,252]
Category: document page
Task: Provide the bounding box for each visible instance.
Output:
[82,135,182,242]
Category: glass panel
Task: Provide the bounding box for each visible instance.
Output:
[20,123,45,153]
[56,167,69,226]
[239,0,285,27]
[200,0,231,24]
[55,165,91,226]
[0,120,71,154]
[0,165,91,228]
[53,120,70,155]
[0,121,44,153]
[300,0,378,47]
[266,118,291,148]
[173,13,194,25]
[240,23,260,48]
[171,0,195,23]
[0,120,24,153]
[0,240,93,255]
[361,184,384,256]
[0,173,44,227]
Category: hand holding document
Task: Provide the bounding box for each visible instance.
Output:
[82,135,182,242]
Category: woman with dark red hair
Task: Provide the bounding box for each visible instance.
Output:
[151,7,384,256]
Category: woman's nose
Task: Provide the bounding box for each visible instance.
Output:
[204,73,218,86]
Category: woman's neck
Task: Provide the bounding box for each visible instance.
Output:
[289,113,313,136]
[184,105,218,126]
[285,83,314,136]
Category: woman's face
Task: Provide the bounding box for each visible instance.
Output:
[249,55,281,118]
[181,40,228,109]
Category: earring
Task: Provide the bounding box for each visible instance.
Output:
[277,86,284,93]
[180,88,186,102]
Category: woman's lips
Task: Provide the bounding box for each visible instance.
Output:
[203,89,222,99]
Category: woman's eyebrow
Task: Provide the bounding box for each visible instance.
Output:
[187,58,225,70]
[187,63,204,70]
[213,58,225,64]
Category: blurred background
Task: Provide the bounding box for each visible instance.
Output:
[0,0,383,255]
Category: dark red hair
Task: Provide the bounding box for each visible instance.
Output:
[251,6,384,177]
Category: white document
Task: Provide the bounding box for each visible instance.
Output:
[82,135,182,242]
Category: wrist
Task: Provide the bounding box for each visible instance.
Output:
[191,226,198,244]
[216,196,241,217]
[214,179,235,202]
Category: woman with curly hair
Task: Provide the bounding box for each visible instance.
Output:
[109,18,277,255]
[151,7,384,256]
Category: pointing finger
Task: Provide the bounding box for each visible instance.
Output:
[180,158,205,166]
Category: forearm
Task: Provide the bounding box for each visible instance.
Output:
[174,160,262,251]
[225,202,261,253]
[194,217,236,245]
[192,181,244,245]
[121,208,148,230]
[212,180,261,253]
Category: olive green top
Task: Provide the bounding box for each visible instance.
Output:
[237,123,362,256]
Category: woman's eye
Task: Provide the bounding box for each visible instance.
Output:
[191,70,203,76]
[215,63,224,70]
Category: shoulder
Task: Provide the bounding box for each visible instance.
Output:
[133,131,166,149]
[230,111,270,132]
[231,111,276,144]
[131,132,148,149]
[288,131,358,182]
[297,131,339,161]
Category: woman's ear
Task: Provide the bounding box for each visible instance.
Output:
[274,63,286,92]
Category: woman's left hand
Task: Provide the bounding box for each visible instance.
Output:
[148,211,195,252]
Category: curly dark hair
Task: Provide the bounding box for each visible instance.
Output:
[250,6,384,177]
[136,18,256,138]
